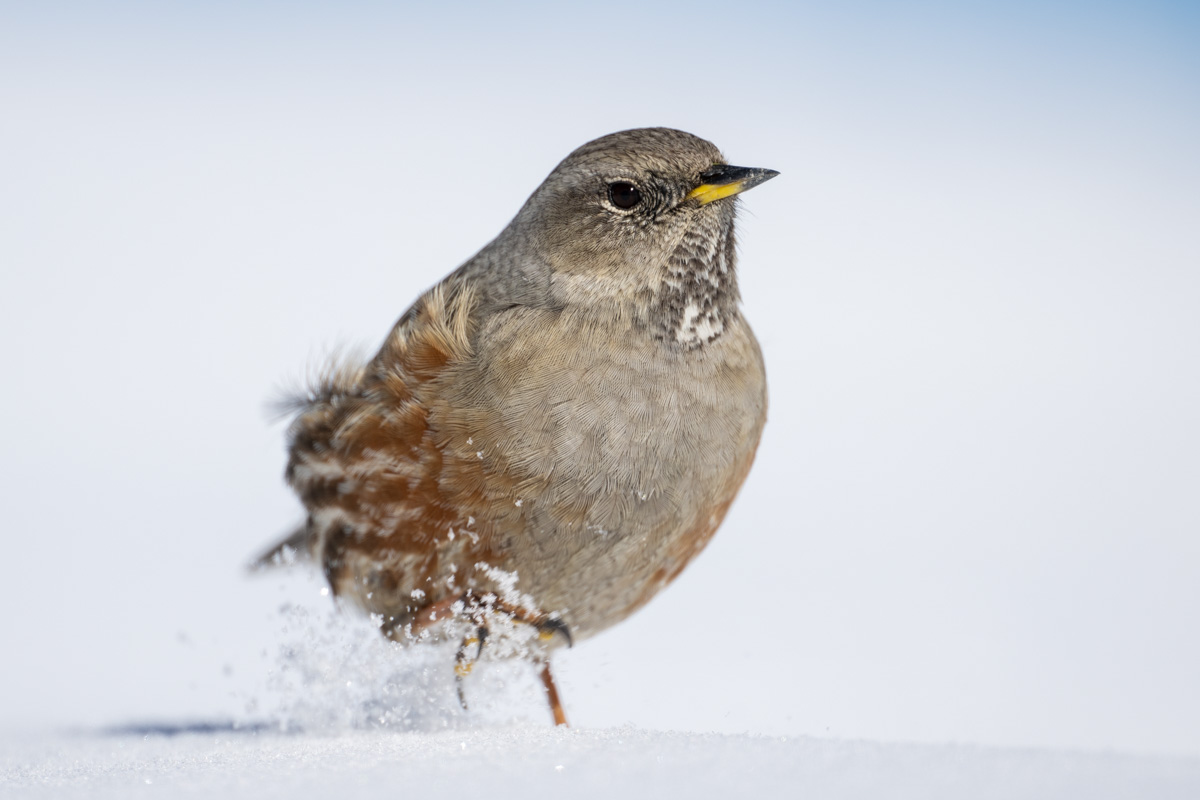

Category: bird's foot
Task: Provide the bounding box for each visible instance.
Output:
[378,588,573,723]
[454,624,488,710]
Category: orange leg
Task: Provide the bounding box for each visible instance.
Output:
[539,661,569,727]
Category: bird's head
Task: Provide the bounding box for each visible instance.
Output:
[515,128,777,326]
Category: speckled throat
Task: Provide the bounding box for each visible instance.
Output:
[651,211,740,349]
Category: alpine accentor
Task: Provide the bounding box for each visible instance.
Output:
[257,128,776,725]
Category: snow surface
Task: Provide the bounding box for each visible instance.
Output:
[6,598,1196,799]
[4,726,1198,800]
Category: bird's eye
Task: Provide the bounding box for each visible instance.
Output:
[608,182,642,209]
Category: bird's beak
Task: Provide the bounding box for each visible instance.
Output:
[686,165,780,205]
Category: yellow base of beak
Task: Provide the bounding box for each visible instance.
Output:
[686,182,751,205]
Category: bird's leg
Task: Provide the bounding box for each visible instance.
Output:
[532,618,571,725]
[377,587,572,722]
[454,624,488,710]
[449,603,572,722]
[538,660,569,727]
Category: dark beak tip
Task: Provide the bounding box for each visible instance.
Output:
[700,164,780,186]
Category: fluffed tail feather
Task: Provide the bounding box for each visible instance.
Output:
[248,525,312,572]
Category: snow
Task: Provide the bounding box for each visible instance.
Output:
[6,593,1194,798]
[4,727,1198,800]
[4,601,1197,799]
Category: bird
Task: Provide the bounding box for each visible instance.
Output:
[255,128,776,726]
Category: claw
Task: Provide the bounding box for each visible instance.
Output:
[455,675,470,711]
[537,618,573,648]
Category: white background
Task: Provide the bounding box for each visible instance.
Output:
[2,1,1197,756]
